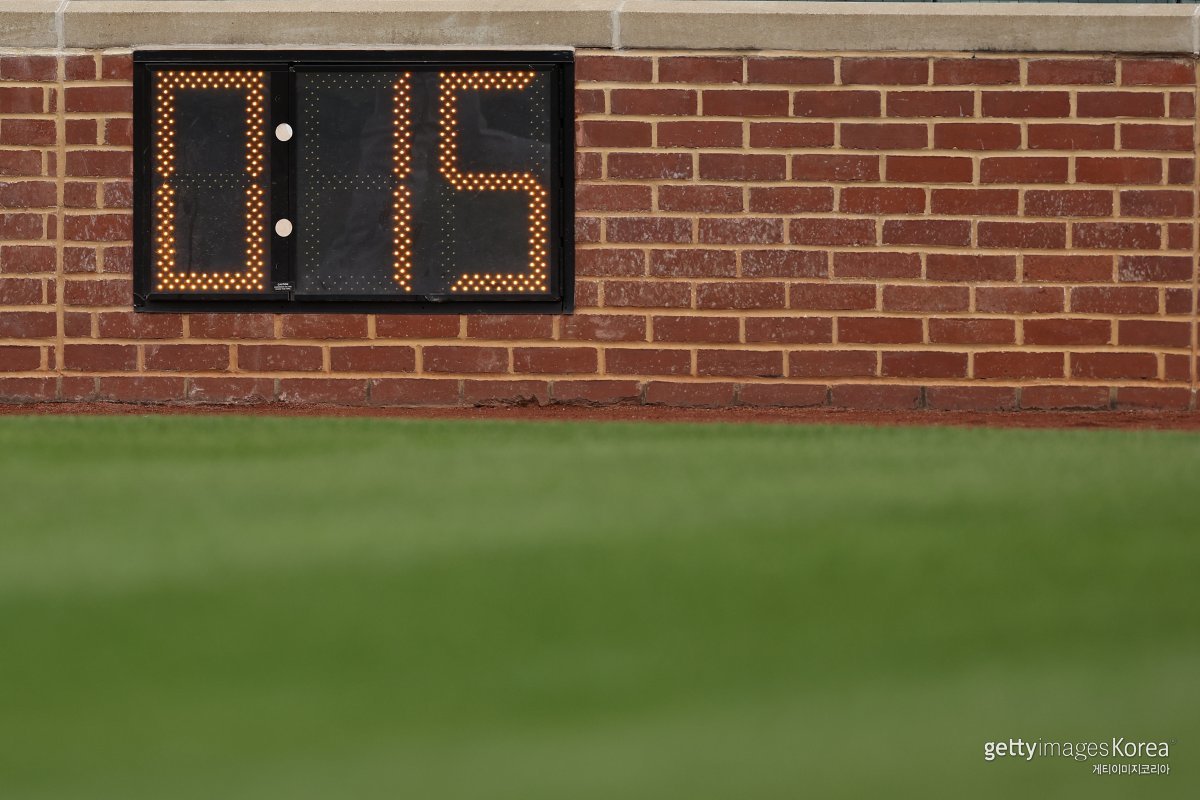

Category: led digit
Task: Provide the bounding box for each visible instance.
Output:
[153,70,267,292]
[438,70,549,294]
[393,73,413,291]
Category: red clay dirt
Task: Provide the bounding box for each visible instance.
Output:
[1,402,1199,431]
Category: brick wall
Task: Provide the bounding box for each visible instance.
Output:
[1,49,1197,410]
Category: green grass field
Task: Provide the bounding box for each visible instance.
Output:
[0,415,1196,799]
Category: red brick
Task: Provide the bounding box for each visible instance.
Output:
[738,384,828,408]
[978,221,1066,250]
[1025,254,1113,283]
[659,184,745,214]
[513,347,597,375]
[657,120,742,148]
[575,120,651,148]
[1165,288,1192,314]
[840,123,927,150]
[834,251,920,280]
[1071,286,1159,314]
[466,315,553,340]
[328,346,417,372]
[604,280,691,309]
[64,214,130,242]
[63,182,96,209]
[65,151,132,178]
[0,119,55,146]
[1076,157,1162,185]
[63,343,137,372]
[926,254,1016,282]
[1166,223,1193,250]
[423,345,508,374]
[1120,124,1192,152]
[103,247,132,275]
[1115,387,1191,411]
[1027,59,1116,86]
[61,247,97,274]
[0,345,40,372]
[980,157,1068,184]
[881,351,968,379]
[100,54,132,80]
[0,377,59,402]
[576,55,652,83]
[0,181,56,208]
[0,277,42,305]
[1027,123,1115,150]
[1168,92,1195,119]
[838,317,923,344]
[981,91,1070,117]
[63,311,90,337]
[1078,91,1165,118]
[933,122,1021,150]
[369,378,459,406]
[1119,320,1191,348]
[144,343,230,372]
[698,218,783,245]
[1021,386,1109,410]
[1117,255,1193,282]
[886,155,972,183]
[746,57,834,85]
[791,283,876,311]
[790,218,875,246]
[0,244,54,273]
[644,381,735,408]
[606,217,692,245]
[1120,190,1193,218]
[186,377,274,404]
[1121,59,1195,86]
[649,249,737,278]
[275,378,365,404]
[882,220,971,247]
[744,316,832,344]
[699,153,786,181]
[975,352,1065,380]
[462,379,549,406]
[933,58,1020,85]
[1025,189,1112,218]
[576,249,645,277]
[92,376,184,402]
[792,154,878,181]
[1073,222,1161,251]
[63,278,128,306]
[929,318,1015,345]
[188,313,276,339]
[926,386,1019,412]
[841,58,928,86]
[560,314,646,342]
[793,90,881,118]
[659,56,743,84]
[1167,158,1194,184]
[930,188,1019,216]
[606,348,690,376]
[749,187,832,214]
[64,86,131,113]
[0,87,43,114]
[696,281,786,310]
[61,55,95,81]
[64,118,97,145]
[237,345,324,372]
[550,379,641,405]
[1024,319,1111,346]
[1072,352,1157,380]
[576,153,602,181]
[830,384,921,411]
[575,89,604,114]
[883,285,968,313]
[976,286,1064,314]
[742,250,828,279]
[607,152,692,180]
[279,315,368,339]
[97,311,183,339]
[577,184,652,212]
[788,351,876,378]
[0,55,56,82]
[886,91,972,118]
[654,315,740,344]
[840,187,925,215]
[702,89,788,117]
[0,151,42,177]
[59,376,98,401]
[697,349,783,378]
[748,121,834,148]
[0,311,55,338]
[611,88,697,116]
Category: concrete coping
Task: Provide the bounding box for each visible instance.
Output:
[0,1,1197,54]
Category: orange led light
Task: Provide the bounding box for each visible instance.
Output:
[438,70,548,294]
[392,73,414,292]
[153,69,267,292]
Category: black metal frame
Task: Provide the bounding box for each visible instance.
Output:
[133,49,575,314]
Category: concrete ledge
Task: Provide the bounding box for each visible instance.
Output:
[0,1,1194,53]
[0,1,59,48]
[620,2,1198,54]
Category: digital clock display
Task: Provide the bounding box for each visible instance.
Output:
[133,51,573,313]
